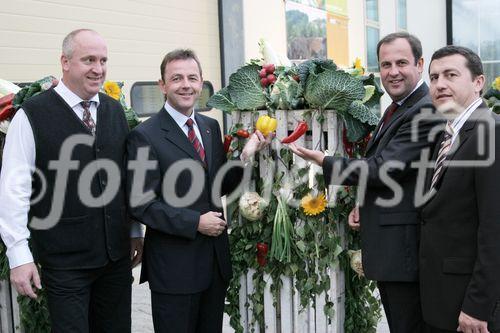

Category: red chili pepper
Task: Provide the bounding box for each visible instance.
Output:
[281,121,308,144]
[0,93,14,109]
[0,104,15,122]
[342,127,355,158]
[256,242,269,267]
[236,129,250,138]
[223,134,233,152]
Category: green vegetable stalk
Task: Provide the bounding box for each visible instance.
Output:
[270,195,294,263]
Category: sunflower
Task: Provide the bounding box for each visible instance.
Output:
[493,76,500,91]
[103,81,121,100]
[301,193,327,216]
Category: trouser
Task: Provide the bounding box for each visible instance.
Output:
[151,259,228,333]
[41,256,132,333]
[377,281,424,333]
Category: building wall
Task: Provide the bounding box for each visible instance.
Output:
[242,0,288,62]
[0,0,223,122]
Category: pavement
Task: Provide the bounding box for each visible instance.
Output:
[131,266,390,333]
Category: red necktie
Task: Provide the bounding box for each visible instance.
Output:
[185,118,206,163]
[376,102,398,137]
[80,101,96,135]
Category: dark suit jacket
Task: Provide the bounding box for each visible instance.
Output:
[420,103,500,330]
[126,108,242,294]
[323,83,440,281]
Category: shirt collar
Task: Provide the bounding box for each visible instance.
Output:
[449,97,483,136]
[164,101,197,129]
[395,79,424,106]
[54,79,100,109]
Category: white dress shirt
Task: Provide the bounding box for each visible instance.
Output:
[0,80,142,269]
[448,98,483,146]
[164,101,204,147]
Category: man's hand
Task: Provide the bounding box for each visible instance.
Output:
[240,130,273,162]
[198,212,227,237]
[286,143,325,166]
[10,262,41,299]
[130,237,144,268]
[457,311,489,333]
[348,206,360,231]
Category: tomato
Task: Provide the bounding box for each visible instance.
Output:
[236,129,250,138]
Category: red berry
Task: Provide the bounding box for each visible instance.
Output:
[259,68,267,78]
[260,78,269,87]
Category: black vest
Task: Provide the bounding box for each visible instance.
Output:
[23,89,130,269]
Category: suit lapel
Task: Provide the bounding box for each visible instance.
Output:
[426,102,487,194]
[366,84,429,154]
[195,114,213,171]
[159,108,199,161]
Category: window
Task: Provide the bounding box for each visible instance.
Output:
[365,0,380,73]
[450,0,500,87]
[130,81,214,117]
[397,0,407,30]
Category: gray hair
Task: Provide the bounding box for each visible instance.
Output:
[62,29,98,59]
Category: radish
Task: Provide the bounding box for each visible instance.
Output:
[259,68,267,78]
[264,64,275,74]
[260,78,269,87]
[266,74,276,84]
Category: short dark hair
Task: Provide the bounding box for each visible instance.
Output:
[160,49,202,81]
[430,45,483,79]
[377,32,423,65]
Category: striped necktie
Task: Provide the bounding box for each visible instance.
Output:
[430,121,454,189]
[80,101,96,135]
[185,118,206,164]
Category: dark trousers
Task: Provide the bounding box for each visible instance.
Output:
[41,257,132,333]
[377,281,424,333]
[151,259,228,333]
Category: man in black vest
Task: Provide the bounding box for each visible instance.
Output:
[0,29,143,332]
[126,49,270,333]
[287,32,441,332]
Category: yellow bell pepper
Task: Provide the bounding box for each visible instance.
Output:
[255,115,277,136]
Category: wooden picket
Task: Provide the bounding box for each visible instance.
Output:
[0,280,23,332]
[232,109,345,333]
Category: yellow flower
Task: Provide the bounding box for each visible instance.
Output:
[354,57,362,70]
[103,81,121,100]
[301,193,327,216]
[493,76,500,90]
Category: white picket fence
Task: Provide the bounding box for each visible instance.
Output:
[231,109,346,333]
[0,280,22,332]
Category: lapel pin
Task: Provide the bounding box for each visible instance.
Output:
[206,129,210,134]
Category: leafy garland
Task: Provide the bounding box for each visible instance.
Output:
[0,78,139,332]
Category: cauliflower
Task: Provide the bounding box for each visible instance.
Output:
[347,249,364,277]
[239,192,268,222]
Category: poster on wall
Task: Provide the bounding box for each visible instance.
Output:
[286,1,327,61]
[286,0,349,66]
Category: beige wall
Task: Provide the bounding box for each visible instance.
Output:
[0,0,223,123]
[242,0,287,62]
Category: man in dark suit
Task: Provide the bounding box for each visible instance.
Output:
[420,46,500,333]
[126,49,270,333]
[288,32,440,332]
